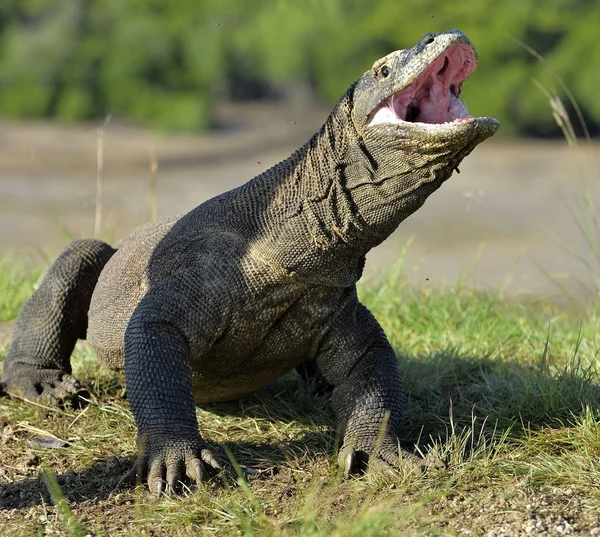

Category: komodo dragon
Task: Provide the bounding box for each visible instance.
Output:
[1,30,498,495]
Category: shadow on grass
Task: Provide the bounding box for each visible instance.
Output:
[0,455,136,510]
[398,349,600,446]
[205,372,336,426]
[1,348,599,510]
[0,432,328,510]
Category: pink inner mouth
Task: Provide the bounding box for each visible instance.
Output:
[369,43,476,126]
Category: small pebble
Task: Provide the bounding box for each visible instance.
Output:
[28,436,69,449]
[245,467,262,475]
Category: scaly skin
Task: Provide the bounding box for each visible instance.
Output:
[1,30,498,495]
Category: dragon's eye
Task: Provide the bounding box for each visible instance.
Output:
[380,65,389,78]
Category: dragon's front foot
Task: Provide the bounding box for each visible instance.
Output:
[136,430,233,496]
[0,363,81,404]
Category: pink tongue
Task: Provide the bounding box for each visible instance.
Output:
[447,95,469,120]
[393,88,468,123]
[418,86,450,123]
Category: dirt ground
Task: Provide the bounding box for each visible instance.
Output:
[0,375,599,536]
[0,101,599,299]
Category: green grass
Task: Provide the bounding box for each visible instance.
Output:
[0,257,44,322]
[0,257,599,535]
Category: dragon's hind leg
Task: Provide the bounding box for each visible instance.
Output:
[1,239,115,403]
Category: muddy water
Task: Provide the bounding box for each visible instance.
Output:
[1,101,599,300]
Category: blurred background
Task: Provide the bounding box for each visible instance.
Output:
[0,0,599,299]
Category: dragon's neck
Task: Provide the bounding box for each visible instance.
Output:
[235,100,380,284]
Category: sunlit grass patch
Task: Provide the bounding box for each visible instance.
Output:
[1,259,600,534]
[0,256,45,322]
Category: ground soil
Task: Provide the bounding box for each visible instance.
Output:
[1,386,599,536]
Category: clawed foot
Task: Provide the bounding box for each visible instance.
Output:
[339,440,443,479]
[136,431,235,496]
[0,364,82,405]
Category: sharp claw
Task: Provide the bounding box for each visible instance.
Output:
[153,478,165,498]
[344,451,354,479]
[342,448,368,477]
[137,437,227,494]
[201,449,222,470]
[166,473,178,494]
[61,374,80,393]
[148,458,166,497]
[186,459,204,483]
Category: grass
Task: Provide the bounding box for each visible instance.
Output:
[0,258,599,535]
[0,257,44,322]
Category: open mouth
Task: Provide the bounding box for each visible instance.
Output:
[369,43,476,126]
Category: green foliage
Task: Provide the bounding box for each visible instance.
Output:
[0,1,597,132]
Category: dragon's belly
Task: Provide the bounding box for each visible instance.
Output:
[189,286,341,403]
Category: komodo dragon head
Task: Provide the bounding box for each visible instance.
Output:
[353,29,498,163]
[332,30,499,239]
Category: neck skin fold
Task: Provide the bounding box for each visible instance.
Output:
[232,89,452,286]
